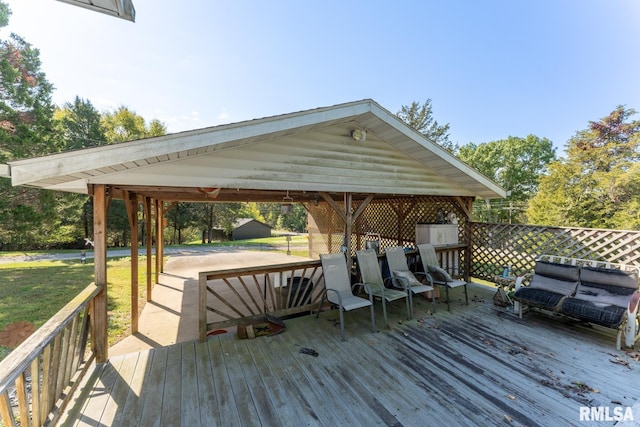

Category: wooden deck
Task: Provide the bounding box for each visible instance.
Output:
[58,285,640,426]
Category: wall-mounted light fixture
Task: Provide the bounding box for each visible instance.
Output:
[351,129,367,141]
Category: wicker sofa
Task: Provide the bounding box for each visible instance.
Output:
[513,256,640,350]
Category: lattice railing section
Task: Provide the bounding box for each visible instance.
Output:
[308,195,473,257]
[470,223,640,281]
[199,260,325,338]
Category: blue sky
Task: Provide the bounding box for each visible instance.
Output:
[3,0,640,155]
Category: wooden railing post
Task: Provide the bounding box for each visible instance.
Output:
[93,184,108,363]
[199,272,210,343]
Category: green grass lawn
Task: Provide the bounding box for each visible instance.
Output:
[0,257,147,362]
[184,234,309,247]
[0,236,310,362]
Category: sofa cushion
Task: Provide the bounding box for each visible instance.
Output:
[513,287,566,311]
[573,282,636,307]
[560,298,627,328]
[528,261,580,296]
[580,266,638,290]
[535,261,580,281]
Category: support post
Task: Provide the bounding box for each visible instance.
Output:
[317,192,374,254]
[463,197,473,281]
[344,193,353,256]
[125,191,139,334]
[145,197,153,301]
[155,200,164,278]
[92,184,108,364]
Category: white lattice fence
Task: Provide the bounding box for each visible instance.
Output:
[471,222,640,281]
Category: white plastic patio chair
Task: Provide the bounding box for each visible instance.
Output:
[316,253,376,341]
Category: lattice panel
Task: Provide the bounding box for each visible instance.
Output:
[308,195,473,258]
[308,202,346,257]
[471,222,640,281]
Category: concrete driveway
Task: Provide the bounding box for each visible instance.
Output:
[109,249,312,356]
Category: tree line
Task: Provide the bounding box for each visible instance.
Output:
[399,100,640,229]
[1,1,639,251]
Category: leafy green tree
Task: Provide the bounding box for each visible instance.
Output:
[53,96,108,240]
[0,34,55,159]
[396,99,455,151]
[191,203,219,243]
[237,202,265,223]
[0,2,59,249]
[55,96,106,150]
[164,203,192,244]
[101,106,166,142]
[527,106,640,229]
[458,135,556,223]
[100,106,166,246]
[0,1,9,28]
[257,202,307,233]
[279,203,307,232]
[107,200,130,247]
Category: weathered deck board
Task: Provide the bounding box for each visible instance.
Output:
[100,352,139,426]
[138,346,168,427]
[194,338,220,425]
[160,344,183,426]
[218,333,265,426]
[58,285,640,426]
[115,349,151,426]
[207,336,242,426]
[180,342,200,426]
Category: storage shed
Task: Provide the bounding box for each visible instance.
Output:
[231,218,272,240]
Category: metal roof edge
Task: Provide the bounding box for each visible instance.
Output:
[367,102,507,199]
[56,0,136,22]
[9,99,376,167]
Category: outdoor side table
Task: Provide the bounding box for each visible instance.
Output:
[492,275,517,307]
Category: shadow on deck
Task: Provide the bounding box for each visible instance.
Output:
[60,283,640,426]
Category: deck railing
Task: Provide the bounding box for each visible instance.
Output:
[198,246,466,341]
[0,283,102,427]
[199,260,325,341]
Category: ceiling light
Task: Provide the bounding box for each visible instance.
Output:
[351,129,367,141]
[281,191,294,214]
